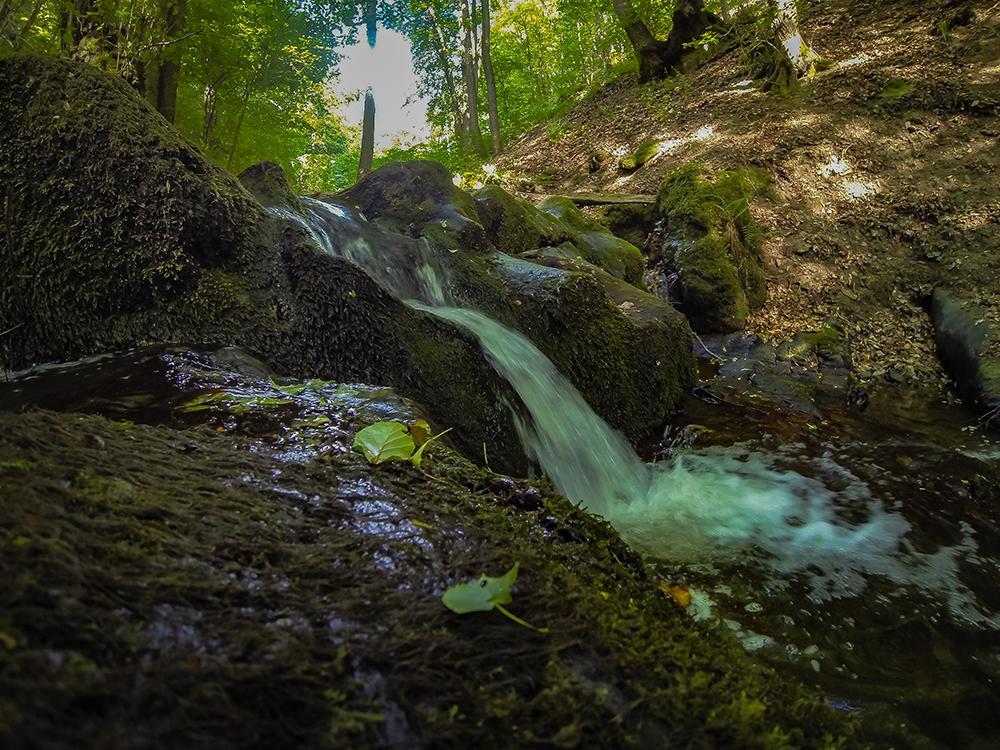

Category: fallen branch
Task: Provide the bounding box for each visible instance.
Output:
[544,192,657,207]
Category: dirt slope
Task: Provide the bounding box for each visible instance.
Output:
[499,0,1000,389]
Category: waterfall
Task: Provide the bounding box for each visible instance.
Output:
[275,197,989,618]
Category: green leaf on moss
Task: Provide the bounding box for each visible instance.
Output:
[443,562,519,613]
[442,563,549,632]
[352,421,415,464]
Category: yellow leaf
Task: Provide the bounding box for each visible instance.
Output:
[659,581,691,608]
[409,419,432,446]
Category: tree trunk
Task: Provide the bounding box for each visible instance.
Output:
[480,0,501,154]
[358,89,376,179]
[773,0,817,76]
[155,0,186,124]
[609,0,720,82]
[426,4,468,148]
[10,0,44,49]
[459,0,484,154]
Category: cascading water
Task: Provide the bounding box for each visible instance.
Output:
[274,197,994,622]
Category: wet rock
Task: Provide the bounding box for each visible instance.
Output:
[656,163,771,332]
[237,161,304,212]
[0,361,860,749]
[496,253,694,441]
[931,287,1000,426]
[338,160,488,252]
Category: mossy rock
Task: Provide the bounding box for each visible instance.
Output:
[238,160,304,211]
[657,163,772,332]
[535,196,646,286]
[474,184,571,255]
[619,137,660,171]
[594,203,659,248]
[338,160,488,252]
[0,54,526,472]
[777,324,851,367]
[494,254,694,443]
[0,355,860,748]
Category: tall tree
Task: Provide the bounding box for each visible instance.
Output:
[155,0,187,123]
[458,0,485,154]
[358,88,376,177]
[480,0,500,154]
[609,0,721,82]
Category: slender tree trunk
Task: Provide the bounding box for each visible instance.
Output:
[358,89,376,179]
[201,74,224,148]
[0,1,15,36]
[459,0,484,154]
[155,0,186,123]
[357,0,378,176]
[480,0,501,154]
[11,0,44,48]
[426,4,467,147]
[227,80,254,168]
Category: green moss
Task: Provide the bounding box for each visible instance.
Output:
[538,196,604,234]
[657,163,773,331]
[674,231,750,331]
[0,405,859,748]
[619,137,660,171]
[496,257,694,442]
[572,231,646,287]
[474,185,571,255]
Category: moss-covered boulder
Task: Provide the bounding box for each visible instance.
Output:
[0,54,525,471]
[0,351,859,748]
[656,163,771,332]
[337,160,488,252]
[538,196,646,286]
[238,160,305,211]
[472,187,646,286]
[474,184,572,254]
[594,202,659,248]
[495,254,694,441]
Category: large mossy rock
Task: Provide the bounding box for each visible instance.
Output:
[474,184,571,254]
[537,196,646,286]
[0,350,859,748]
[496,254,694,440]
[238,160,305,211]
[472,186,646,286]
[0,54,523,470]
[656,163,771,332]
[337,160,488,252]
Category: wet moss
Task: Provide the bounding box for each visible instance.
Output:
[657,163,773,332]
[0,401,860,749]
[496,255,695,443]
[474,184,572,255]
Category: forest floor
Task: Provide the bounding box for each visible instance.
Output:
[498,0,1000,388]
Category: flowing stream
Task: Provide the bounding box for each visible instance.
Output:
[276,196,1000,744]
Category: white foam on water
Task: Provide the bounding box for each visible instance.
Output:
[421,305,995,623]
